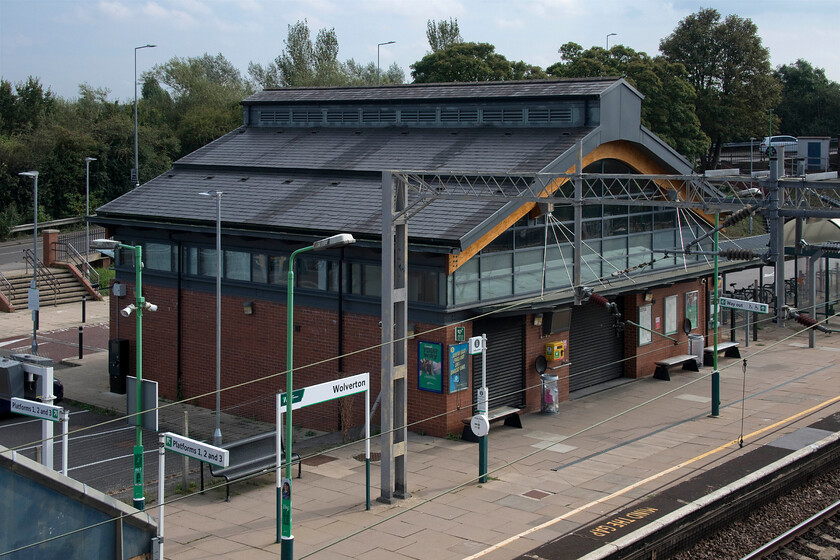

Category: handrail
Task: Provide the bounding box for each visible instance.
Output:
[23,248,61,304]
[58,241,100,287]
[0,270,14,301]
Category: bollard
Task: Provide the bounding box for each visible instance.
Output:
[81,295,86,324]
[78,326,84,359]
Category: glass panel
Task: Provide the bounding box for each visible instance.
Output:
[583,203,602,219]
[269,255,287,285]
[630,213,652,233]
[409,268,441,304]
[184,246,198,275]
[552,204,573,222]
[364,263,381,297]
[580,241,601,283]
[544,244,574,289]
[652,230,676,268]
[514,248,545,294]
[484,230,513,252]
[453,260,478,305]
[604,216,628,237]
[225,250,250,281]
[198,248,216,277]
[654,209,676,230]
[515,226,547,248]
[145,242,172,272]
[480,252,513,300]
[582,219,602,240]
[252,254,268,283]
[602,237,627,272]
[628,233,652,269]
[603,203,628,217]
[296,257,338,291]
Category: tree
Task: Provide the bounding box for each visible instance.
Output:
[548,43,708,159]
[775,60,840,137]
[0,77,55,135]
[411,43,514,83]
[344,60,404,85]
[426,18,462,52]
[660,8,781,169]
[148,53,250,155]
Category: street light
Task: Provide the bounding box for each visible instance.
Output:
[606,33,617,50]
[199,190,224,446]
[91,237,157,510]
[84,157,97,277]
[19,171,39,355]
[377,41,395,85]
[279,233,355,558]
[134,44,156,188]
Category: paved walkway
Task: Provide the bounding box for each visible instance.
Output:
[2,301,839,559]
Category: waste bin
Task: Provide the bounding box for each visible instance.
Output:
[109,339,129,394]
[688,334,704,368]
[541,373,559,414]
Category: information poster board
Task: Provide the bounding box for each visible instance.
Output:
[418,341,443,393]
[638,304,652,346]
[448,343,470,393]
[665,295,677,335]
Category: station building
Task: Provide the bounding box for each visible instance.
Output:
[94,78,746,438]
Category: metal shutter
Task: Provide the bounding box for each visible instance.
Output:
[568,298,624,392]
[471,317,525,410]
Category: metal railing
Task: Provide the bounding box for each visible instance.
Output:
[23,248,60,305]
[58,226,105,258]
[0,270,14,303]
[54,241,100,288]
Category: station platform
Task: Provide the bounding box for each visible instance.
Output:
[1,300,838,559]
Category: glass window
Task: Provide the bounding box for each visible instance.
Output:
[225,250,250,281]
[604,216,628,237]
[409,268,441,304]
[628,233,652,269]
[515,226,547,249]
[552,204,574,223]
[453,259,479,305]
[252,254,268,283]
[544,244,574,289]
[145,242,174,272]
[603,237,627,272]
[269,255,287,285]
[296,256,338,291]
[630,213,652,233]
[580,241,602,283]
[582,219,602,240]
[484,230,513,252]
[654,209,676,230]
[198,248,216,277]
[513,248,545,294]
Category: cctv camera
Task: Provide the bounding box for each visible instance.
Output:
[120,304,135,318]
[144,302,158,312]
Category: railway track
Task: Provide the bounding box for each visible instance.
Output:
[745,499,840,559]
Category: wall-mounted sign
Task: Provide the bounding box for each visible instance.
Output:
[448,343,469,393]
[455,327,466,342]
[418,341,443,393]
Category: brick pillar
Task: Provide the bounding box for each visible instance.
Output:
[42,229,60,266]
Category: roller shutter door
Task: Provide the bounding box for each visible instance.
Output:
[568,298,624,392]
[471,316,525,410]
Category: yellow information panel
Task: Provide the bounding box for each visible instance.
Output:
[545,341,565,361]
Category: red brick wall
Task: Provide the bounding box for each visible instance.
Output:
[525,318,570,408]
[621,278,718,378]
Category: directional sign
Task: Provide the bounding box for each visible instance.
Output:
[468,335,484,355]
[10,397,61,422]
[719,297,769,314]
[279,372,369,411]
[163,432,229,467]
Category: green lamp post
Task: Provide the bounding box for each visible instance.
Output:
[91,238,157,510]
[279,233,355,558]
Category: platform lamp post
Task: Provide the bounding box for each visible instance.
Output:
[377,41,394,85]
[134,44,156,188]
[91,238,157,510]
[19,171,39,355]
[199,190,224,446]
[606,33,617,49]
[279,233,356,558]
[84,157,97,276]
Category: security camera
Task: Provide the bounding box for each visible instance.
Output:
[144,302,158,312]
[120,304,136,318]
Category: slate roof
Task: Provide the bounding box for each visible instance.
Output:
[98,125,594,243]
[244,78,618,105]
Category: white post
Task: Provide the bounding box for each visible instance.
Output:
[276,392,283,541]
[40,366,55,470]
[157,433,165,560]
[61,409,69,476]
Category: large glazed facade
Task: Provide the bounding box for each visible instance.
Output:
[95,79,743,437]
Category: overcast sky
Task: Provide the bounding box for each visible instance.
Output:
[1,0,838,103]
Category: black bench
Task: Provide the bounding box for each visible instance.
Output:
[653,354,699,381]
[704,341,741,366]
[461,406,523,442]
[207,431,301,502]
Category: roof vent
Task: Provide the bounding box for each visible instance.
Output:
[240,177,249,182]
[205,176,214,180]
[331,181,341,186]
[283,179,293,184]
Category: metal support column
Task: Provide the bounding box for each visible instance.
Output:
[380,171,409,503]
[573,142,583,304]
[767,156,786,326]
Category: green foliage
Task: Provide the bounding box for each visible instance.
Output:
[411,43,515,83]
[548,43,708,159]
[660,8,782,169]
[426,18,462,52]
[775,60,840,137]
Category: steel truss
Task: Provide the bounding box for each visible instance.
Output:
[380,159,840,502]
